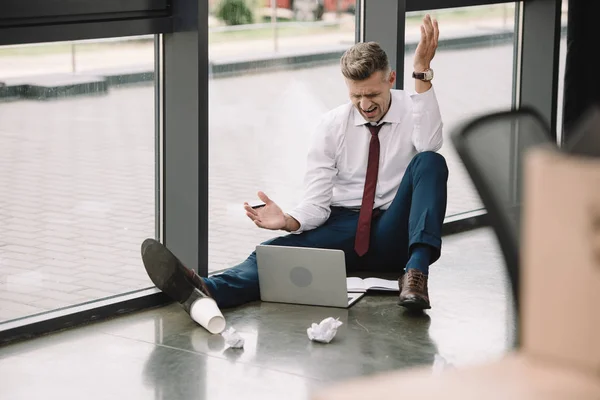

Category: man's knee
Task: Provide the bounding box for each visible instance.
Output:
[260,237,279,246]
[260,234,306,248]
[412,151,448,178]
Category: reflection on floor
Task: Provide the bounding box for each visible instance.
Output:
[0,228,513,400]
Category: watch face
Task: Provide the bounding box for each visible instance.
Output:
[425,69,434,80]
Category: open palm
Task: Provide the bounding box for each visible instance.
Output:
[244,191,286,230]
[413,14,439,71]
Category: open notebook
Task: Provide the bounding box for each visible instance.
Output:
[346,277,399,293]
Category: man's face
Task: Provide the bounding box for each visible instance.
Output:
[346,70,396,123]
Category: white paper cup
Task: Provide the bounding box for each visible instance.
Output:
[189,297,226,334]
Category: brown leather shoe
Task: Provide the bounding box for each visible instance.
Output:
[398,269,431,310]
[141,238,212,303]
[187,269,212,298]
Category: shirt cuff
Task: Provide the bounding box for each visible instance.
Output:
[410,85,437,111]
[286,209,307,234]
[287,204,330,234]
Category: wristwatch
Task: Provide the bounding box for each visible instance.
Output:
[412,68,434,81]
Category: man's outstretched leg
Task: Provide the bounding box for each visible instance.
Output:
[140,238,261,312]
[141,207,360,310]
[370,151,448,310]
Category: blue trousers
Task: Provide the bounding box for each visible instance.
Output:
[204,151,448,309]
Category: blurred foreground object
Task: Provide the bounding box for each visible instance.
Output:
[521,146,600,373]
[449,108,554,341]
[563,105,600,158]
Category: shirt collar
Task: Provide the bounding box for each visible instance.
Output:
[353,90,402,127]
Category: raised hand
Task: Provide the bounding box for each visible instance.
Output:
[243,191,286,230]
[414,14,439,71]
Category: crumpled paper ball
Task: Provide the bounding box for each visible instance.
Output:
[307,317,343,343]
[221,327,245,349]
[432,354,454,376]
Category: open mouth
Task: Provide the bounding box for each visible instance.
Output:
[362,106,378,118]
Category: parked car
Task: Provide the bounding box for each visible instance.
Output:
[263,0,355,20]
[293,0,324,21]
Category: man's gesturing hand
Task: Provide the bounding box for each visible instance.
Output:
[413,14,439,72]
[244,191,286,230]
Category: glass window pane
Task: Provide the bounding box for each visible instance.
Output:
[405,4,517,217]
[0,36,157,323]
[209,1,357,273]
[209,0,356,60]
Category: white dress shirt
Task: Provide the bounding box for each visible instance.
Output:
[287,86,443,233]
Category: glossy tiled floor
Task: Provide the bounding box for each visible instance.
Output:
[0,228,514,400]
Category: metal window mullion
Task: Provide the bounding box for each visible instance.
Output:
[363,0,406,90]
[156,34,165,243]
[516,0,562,138]
[163,0,207,277]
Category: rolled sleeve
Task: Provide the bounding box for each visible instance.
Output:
[410,86,444,152]
[287,204,330,234]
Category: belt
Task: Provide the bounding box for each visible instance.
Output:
[337,206,382,218]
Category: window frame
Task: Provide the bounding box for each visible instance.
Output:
[0,0,169,23]
[0,0,172,45]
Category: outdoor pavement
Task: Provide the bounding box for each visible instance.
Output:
[0,22,567,323]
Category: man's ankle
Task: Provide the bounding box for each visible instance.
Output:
[406,244,432,275]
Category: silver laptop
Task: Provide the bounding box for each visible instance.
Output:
[256,245,364,308]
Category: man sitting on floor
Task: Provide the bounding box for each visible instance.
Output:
[141,14,448,318]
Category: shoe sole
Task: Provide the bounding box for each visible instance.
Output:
[398,298,431,311]
[141,238,195,304]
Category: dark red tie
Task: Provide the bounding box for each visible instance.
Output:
[354,123,383,256]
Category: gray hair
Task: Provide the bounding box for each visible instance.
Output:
[340,42,390,81]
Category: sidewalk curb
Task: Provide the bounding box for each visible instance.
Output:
[209,29,521,79]
[210,48,347,79]
[0,28,565,101]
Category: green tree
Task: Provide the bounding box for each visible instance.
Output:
[216,0,254,26]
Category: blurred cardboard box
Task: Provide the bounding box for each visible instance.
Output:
[311,353,600,400]
[312,147,600,399]
[521,147,600,376]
